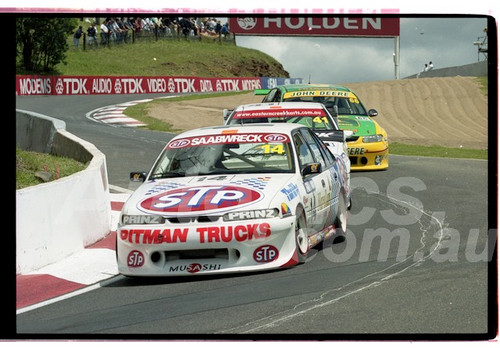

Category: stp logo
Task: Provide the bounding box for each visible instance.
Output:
[253,245,279,263]
[127,250,145,267]
[139,185,263,216]
[168,138,191,149]
[263,134,288,142]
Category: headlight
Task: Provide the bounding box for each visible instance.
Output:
[362,134,383,143]
[223,209,279,222]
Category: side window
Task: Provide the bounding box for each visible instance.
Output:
[293,132,314,168]
[301,129,328,169]
[263,89,277,102]
[349,94,368,115]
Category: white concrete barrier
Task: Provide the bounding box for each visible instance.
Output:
[16,111,111,274]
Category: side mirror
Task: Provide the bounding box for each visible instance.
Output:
[130,172,147,182]
[343,130,354,140]
[301,162,322,176]
[368,109,378,117]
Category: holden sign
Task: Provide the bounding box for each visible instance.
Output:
[229,17,400,37]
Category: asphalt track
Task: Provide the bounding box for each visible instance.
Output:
[14,94,495,338]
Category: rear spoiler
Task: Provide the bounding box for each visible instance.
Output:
[254,88,271,96]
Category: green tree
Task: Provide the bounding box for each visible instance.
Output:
[16,18,78,73]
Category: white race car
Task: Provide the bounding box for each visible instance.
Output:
[117,123,349,276]
[223,102,352,209]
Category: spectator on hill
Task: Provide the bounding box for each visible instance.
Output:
[142,17,153,31]
[115,17,130,43]
[87,23,98,47]
[206,18,216,33]
[190,18,199,36]
[73,26,83,47]
[428,61,434,71]
[221,22,230,37]
[162,16,177,36]
[179,17,193,38]
[122,17,134,42]
[110,18,124,43]
[100,20,109,45]
[215,20,222,34]
[134,17,142,33]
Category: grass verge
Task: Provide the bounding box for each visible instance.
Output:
[16,148,89,190]
[390,142,487,160]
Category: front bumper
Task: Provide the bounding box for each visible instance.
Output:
[346,138,389,171]
[116,215,296,276]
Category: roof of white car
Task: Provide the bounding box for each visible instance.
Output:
[232,101,325,111]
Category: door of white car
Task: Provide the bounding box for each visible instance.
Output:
[292,129,336,235]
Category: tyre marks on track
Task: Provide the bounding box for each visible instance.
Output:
[217,190,447,334]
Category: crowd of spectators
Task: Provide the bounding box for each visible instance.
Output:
[78,17,231,47]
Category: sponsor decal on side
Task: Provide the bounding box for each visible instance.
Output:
[281,202,291,217]
[169,263,223,273]
[196,223,271,243]
[281,183,299,200]
[127,250,145,267]
[223,209,278,221]
[254,245,279,263]
[348,148,366,155]
[119,223,272,244]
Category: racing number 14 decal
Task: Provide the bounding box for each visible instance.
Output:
[260,144,285,154]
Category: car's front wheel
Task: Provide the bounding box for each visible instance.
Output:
[295,212,309,264]
[334,193,348,243]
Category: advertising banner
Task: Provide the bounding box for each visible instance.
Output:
[260,77,304,89]
[229,17,400,37]
[16,76,264,96]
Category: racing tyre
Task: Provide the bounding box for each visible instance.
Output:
[295,212,309,264]
[333,193,348,243]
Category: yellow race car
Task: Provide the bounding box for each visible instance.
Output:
[257,83,389,171]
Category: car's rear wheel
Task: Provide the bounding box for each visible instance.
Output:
[334,193,348,243]
[295,212,309,264]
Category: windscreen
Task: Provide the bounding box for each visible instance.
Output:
[149,132,295,178]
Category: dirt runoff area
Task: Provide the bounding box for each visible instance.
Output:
[148,76,488,150]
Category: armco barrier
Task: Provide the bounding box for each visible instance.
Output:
[16,110,111,274]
